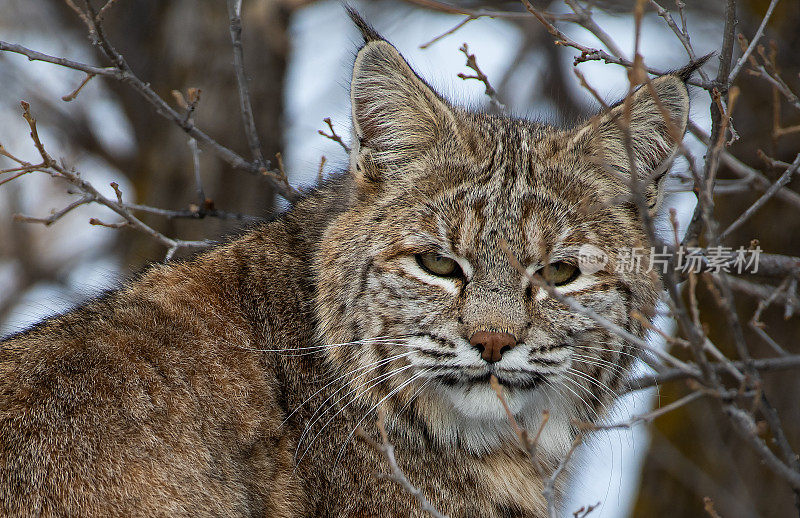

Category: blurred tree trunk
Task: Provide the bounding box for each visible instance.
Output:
[51,0,296,268]
[632,1,800,516]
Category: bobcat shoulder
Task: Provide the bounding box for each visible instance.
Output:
[0,9,697,517]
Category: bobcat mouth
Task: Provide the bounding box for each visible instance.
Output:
[428,368,546,390]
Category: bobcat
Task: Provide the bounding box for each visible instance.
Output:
[0,9,699,517]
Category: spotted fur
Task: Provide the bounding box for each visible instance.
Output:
[0,11,696,518]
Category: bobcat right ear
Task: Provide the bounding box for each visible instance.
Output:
[572,74,692,215]
[346,8,457,181]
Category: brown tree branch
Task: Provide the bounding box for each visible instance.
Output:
[227,0,267,168]
[0,32,299,201]
[457,43,505,111]
[357,409,448,518]
[6,102,211,261]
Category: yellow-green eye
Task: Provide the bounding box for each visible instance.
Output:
[416,253,461,278]
[539,261,580,286]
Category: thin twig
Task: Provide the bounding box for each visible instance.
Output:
[0,36,298,201]
[578,391,703,431]
[457,43,504,111]
[564,0,626,60]
[543,433,583,518]
[518,0,708,88]
[61,73,96,102]
[419,15,475,49]
[227,0,266,168]
[402,0,579,21]
[489,375,549,467]
[648,0,710,83]
[357,409,448,518]
[8,102,212,260]
[719,153,800,241]
[728,0,780,85]
[627,355,800,392]
[318,117,350,153]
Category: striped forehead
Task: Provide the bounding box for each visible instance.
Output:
[388,119,609,263]
[428,183,574,265]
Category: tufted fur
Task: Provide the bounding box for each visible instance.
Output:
[0,10,699,518]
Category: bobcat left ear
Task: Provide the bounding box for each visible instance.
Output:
[346,8,458,181]
[575,74,691,215]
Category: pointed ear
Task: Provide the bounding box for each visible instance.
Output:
[576,74,691,214]
[348,37,457,178]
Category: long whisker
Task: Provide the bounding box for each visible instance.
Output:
[570,352,625,368]
[566,367,618,403]
[282,350,416,427]
[571,344,641,362]
[564,373,614,419]
[333,369,429,468]
[572,342,640,356]
[570,354,634,392]
[570,354,628,377]
[236,335,418,355]
[395,376,432,419]
[556,376,600,420]
[293,355,414,450]
[295,363,416,465]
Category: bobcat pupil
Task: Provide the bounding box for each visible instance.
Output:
[416,253,461,278]
[537,261,580,286]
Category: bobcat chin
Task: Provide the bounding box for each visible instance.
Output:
[0,9,701,517]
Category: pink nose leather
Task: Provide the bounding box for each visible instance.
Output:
[469,331,517,363]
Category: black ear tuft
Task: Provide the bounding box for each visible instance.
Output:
[676,52,714,82]
[344,5,383,43]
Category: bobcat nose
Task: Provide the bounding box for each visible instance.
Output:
[470,331,517,363]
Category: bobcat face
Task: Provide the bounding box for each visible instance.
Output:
[314,30,688,456]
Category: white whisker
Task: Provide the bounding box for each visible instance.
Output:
[282,350,416,427]
[236,335,418,355]
[333,369,429,468]
[295,363,416,465]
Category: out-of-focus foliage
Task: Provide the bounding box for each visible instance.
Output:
[634,1,800,516]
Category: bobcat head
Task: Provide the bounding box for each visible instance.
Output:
[313,13,690,458]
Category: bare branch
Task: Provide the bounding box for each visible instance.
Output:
[719,153,800,241]
[728,0,781,85]
[579,391,704,431]
[648,0,711,83]
[704,497,723,518]
[519,0,708,88]
[490,375,549,467]
[457,43,505,111]
[725,405,800,490]
[544,433,583,518]
[403,0,579,21]
[318,118,350,153]
[5,102,212,260]
[227,0,266,168]
[0,25,299,201]
[13,196,92,226]
[357,409,448,518]
[0,41,121,77]
[689,120,800,210]
[564,0,626,59]
[61,73,96,102]
[627,355,800,392]
[420,15,475,49]
[573,502,601,518]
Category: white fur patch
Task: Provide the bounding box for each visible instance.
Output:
[406,335,575,458]
[426,382,575,458]
[555,273,600,295]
